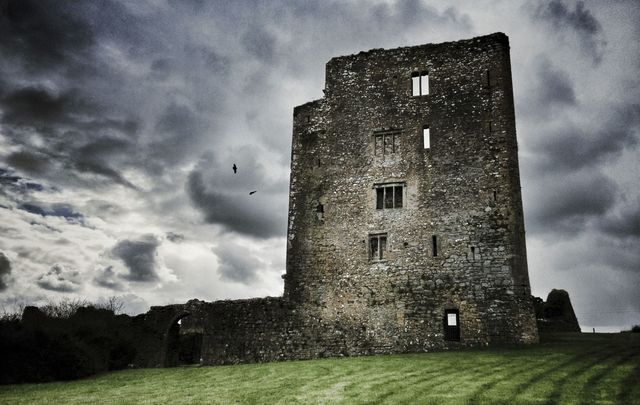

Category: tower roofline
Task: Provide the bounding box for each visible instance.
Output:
[326,32,509,65]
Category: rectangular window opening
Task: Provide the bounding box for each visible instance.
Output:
[412,71,429,96]
[374,132,401,156]
[375,183,404,210]
[384,187,394,208]
[369,233,387,261]
[421,72,429,95]
[411,74,420,96]
[394,186,403,208]
[384,134,394,155]
[471,246,476,260]
[423,126,430,149]
[376,188,384,209]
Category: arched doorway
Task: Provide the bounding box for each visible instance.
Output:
[164,314,203,367]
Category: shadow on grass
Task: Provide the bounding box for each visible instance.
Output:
[369,362,462,403]
[617,357,640,405]
[542,346,626,405]
[465,354,559,405]
[503,346,608,405]
[379,356,509,403]
[577,350,639,405]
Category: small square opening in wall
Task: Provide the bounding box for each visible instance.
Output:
[423,126,430,149]
[369,233,387,261]
[374,131,400,156]
[375,183,404,209]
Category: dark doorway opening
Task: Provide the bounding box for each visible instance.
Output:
[165,315,203,367]
[444,309,460,341]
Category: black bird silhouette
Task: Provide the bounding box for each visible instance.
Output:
[249,190,257,195]
[232,163,237,174]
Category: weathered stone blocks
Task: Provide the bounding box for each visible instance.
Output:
[135,33,539,368]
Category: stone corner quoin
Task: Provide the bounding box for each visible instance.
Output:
[136,32,539,368]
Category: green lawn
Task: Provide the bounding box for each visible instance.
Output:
[1,333,638,404]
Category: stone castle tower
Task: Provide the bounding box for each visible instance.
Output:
[135,33,538,368]
[284,32,538,347]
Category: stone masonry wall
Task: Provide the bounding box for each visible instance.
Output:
[135,33,538,368]
[285,32,538,351]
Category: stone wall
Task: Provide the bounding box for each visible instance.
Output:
[285,32,538,350]
[534,289,581,333]
[134,33,538,368]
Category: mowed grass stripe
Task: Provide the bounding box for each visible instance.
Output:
[579,351,640,405]
[0,334,638,404]
[465,351,564,404]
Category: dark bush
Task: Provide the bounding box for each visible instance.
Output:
[632,325,640,333]
[0,303,139,384]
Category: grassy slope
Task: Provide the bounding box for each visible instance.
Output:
[1,333,638,405]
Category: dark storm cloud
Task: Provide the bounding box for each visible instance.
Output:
[93,266,124,291]
[0,85,141,189]
[519,57,576,120]
[526,171,617,235]
[0,87,87,127]
[6,151,50,175]
[0,252,11,291]
[531,104,640,173]
[0,168,43,194]
[147,103,206,171]
[212,243,261,284]
[37,264,81,292]
[532,0,605,63]
[535,58,576,107]
[19,202,83,224]
[73,159,139,191]
[112,235,160,282]
[598,204,640,240]
[1,86,139,135]
[187,150,288,239]
[0,0,94,72]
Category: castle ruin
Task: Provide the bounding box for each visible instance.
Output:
[134,32,539,368]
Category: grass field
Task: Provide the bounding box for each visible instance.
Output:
[1,333,638,404]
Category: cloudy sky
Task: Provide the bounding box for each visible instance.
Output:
[0,0,638,331]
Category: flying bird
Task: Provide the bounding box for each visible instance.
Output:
[232,163,237,174]
[249,190,257,195]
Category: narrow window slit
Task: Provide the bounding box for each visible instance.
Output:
[423,126,430,149]
[432,235,438,257]
[411,73,420,96]
[316,203,324,222]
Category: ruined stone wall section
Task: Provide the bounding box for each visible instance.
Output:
[136,34,538,369]
[285,32,538,349]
